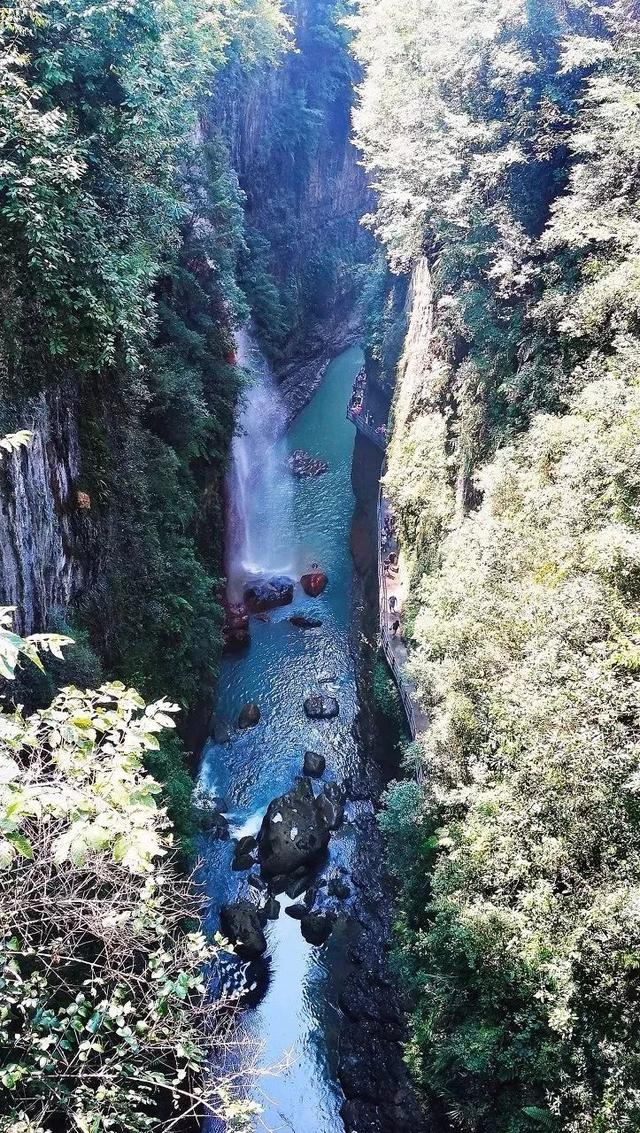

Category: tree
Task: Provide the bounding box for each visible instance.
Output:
[352,2,640,1129]
[0,613,259,1132]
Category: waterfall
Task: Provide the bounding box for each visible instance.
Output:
[225,327,294,599]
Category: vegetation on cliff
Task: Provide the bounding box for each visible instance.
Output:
[0,0,287,842]
[0,611,256,1133]
[353,1,640,1129]
[219,0,373,360]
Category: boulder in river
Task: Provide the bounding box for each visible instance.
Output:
[244,576,294,613]
[258,777,331,877]
[290,614,323,629]
[232,853,255,872]
[301,570,328,598]
[301,910,336,946]
[238,702,261,729]
[223,601,251,652]
[285,903,307,920]
[263,895,281,920]
[285,872,313,900]
[288,449,328,479]
[248,873,268,892]
[236,834,258,856]
[197,809,230,839]
[304,695,339,720]
[192,788,230,839]
[211,720,231,746]
[220,901,267,959]
[317,782,346,831]
[303,750,326,778]
[328,876,351,900]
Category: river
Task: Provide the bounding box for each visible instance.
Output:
[198,342,366,1131]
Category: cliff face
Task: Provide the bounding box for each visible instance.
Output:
[216,0,373,374]
[0,390,87,634]
[0,1,370,684]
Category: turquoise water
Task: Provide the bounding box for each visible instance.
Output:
[199,345,365,1131]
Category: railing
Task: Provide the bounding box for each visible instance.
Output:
[377,490,418,741]
[347,365,387,450]
[347,407,386,451]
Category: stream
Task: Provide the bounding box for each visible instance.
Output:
[198,339,366,1131]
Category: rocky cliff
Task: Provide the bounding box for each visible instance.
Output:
[216,0,374,380]
[0,390,87,634]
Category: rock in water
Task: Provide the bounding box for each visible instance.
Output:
[238,702,261,729]
[290,614,323,629]
[286,873,313,900]
[244,576,294,613]
[232,853,255,872]
[301,911,336,946]
[236,834,258,856]
[220,901,267,959]
[248,873,268,892]
[197,809,230,839]
[304,695,339,720]
[288,449,329,478]
[258,777,331,877]
[212,720,231,745]
[263,895,280,920]
[328,876,351,900]
[285,903,307,920]
[317,782,346,830]
[301,570,328,597]
[223,601,251,652]
[303,750,326,777]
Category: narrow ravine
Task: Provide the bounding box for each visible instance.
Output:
[198,340,366,1130]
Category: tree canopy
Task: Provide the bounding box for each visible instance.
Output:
[352,2,640,1129]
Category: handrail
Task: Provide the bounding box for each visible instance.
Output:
[377,490,418,741]
[346,366,423,758]
[346,365,387,451]
[347,407,386,450]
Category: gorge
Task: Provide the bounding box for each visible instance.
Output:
[2,2,640,1133]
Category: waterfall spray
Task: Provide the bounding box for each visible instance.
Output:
[226,328,295,600]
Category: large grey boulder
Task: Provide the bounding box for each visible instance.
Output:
[317,782,346,830]
[301,910,336,946]
[303,750,326,777]
[238,702,261,729]
[220,901,267,959]
[258,777,331,877]
[244,576,294,613]
[290,614,323,629]
[304,695,339,720]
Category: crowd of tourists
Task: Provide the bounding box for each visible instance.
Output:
[382,511,402,636]
[348,369,387,440]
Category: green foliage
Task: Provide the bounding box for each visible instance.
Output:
[0,606,72,684]
[358,255,409,395]
[372,655,404,731]
[0,669,257,1132]
[8,615,103,711]
[145,733,197,861]
[0,0,289,813]
[354,2,640,1129]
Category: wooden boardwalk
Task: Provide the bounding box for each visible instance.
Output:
[346,365,387,450]
[346,365,428,753]
[377,492,429,753]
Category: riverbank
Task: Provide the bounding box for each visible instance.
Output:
[198,345,425,1132]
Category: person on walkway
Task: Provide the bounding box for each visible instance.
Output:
[389,595,398,613]
[392,619,400,636]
